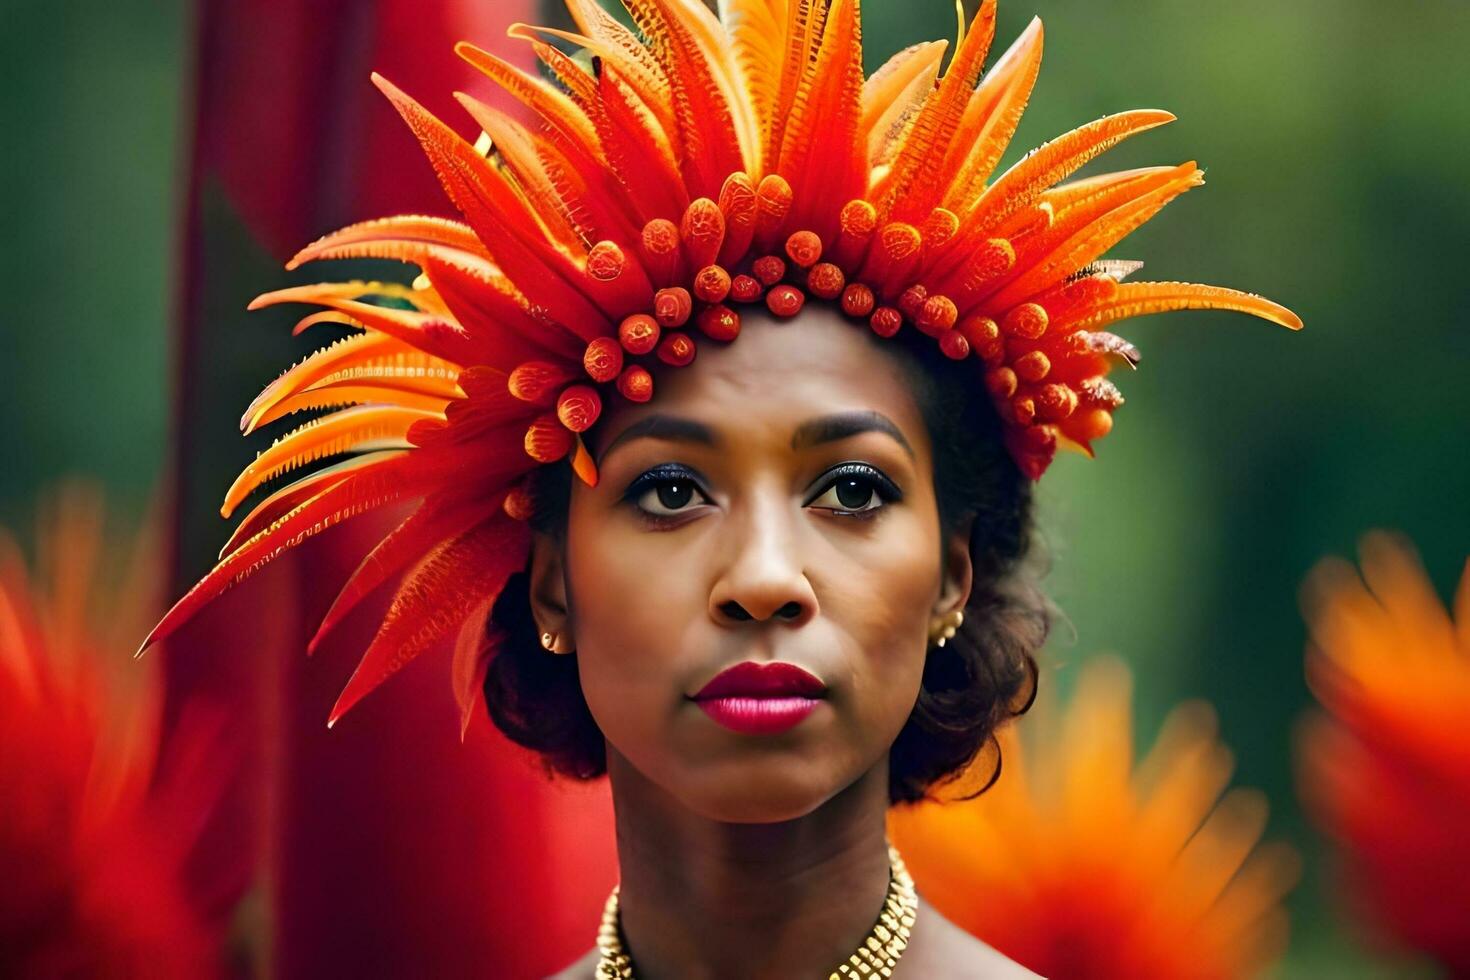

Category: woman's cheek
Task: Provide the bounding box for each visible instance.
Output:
[576,523,697,654]
[861,505,940,593]
[851,524,938,720]
[569,527,693,744]
[572,518,660,638]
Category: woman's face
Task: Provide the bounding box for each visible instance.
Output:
[534,305,971,822]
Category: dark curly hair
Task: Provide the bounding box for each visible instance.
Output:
[483,314,1048,804]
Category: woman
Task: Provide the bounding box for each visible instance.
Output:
[505,300,1046,976]
[144,0,1299,973]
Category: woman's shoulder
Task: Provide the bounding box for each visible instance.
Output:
[545,946,600,980]
[900,895,1045,979]
[545,945,599,980]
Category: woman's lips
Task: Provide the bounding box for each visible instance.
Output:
[693,661,827,699]
[691,661,827,735]
[695,696,821,735]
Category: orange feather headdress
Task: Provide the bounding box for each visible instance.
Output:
[143,0,1301,727]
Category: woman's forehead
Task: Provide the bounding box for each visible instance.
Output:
[592,306,931,457]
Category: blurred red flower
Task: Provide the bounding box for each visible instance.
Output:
[1296,531,1470,972]
[889,655,1299,979]
[0,486,234,978]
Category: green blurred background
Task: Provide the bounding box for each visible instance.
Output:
[3,0,1466,975]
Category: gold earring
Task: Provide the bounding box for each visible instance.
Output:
[930,609,964,647]
[540,630,576,654]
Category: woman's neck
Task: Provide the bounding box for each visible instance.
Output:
[606,746,895,979]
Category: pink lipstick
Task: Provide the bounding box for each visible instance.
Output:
[691,661,826,735]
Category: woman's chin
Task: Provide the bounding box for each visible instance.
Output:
[683,790,830,824]
[670,763,846,824]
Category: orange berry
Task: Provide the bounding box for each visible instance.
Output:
[841,283,875,318]
[806,262,846,300]
[583,336,624,382]
[557,385,602,432]
[839,198,878,237]
[730,274,763,303]
[1002,302,1049,339]
[869,306,903,337]
[653,287,692,328]
[525,414,572,462]
[618,314,660,355]
[939,330,970,360]
[1014,349,1051,383]
[616,365,654,403]
[1073,407,1113,442]
[696,304,741,341]
[752,255,786,286]
[785,230,823,268]
[958,315,999,347]
[503,485,535,521]
[508,361,571,404]
[693,264,732,304]
[586,240,625,281]
[984,366,1018,399]
[766,284,805,318]
[898,284,929,320]
[657,333,697,366]
[916,295,958,336]
[641,219,678,254]
[1036,383,1078,422]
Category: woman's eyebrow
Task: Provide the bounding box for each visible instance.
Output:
[597,413,720,462]
[597,410,914,463]
[791,411,914,461]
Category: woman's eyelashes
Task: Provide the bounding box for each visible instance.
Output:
[805,463,903,517]
[622,463,713,521]
[621,461,902,523]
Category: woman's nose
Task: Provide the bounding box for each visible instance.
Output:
[708,494,818,628]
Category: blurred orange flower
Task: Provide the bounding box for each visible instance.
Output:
[0,486,229,978]
[889,655,1299,979]
[1295,531,1470,972]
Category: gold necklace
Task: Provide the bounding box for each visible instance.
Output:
[595,841,918,979]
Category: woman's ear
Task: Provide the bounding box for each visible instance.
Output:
[528,530,576,655]
[934,516,975,621]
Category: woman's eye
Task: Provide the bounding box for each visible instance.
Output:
[807,466,901,515]
[631,476,711,517]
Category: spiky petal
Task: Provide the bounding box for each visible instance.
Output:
[147,0,1300,727]
[1296,533,1470,972]
[2,489,233,976]
[890,656,1300,979]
